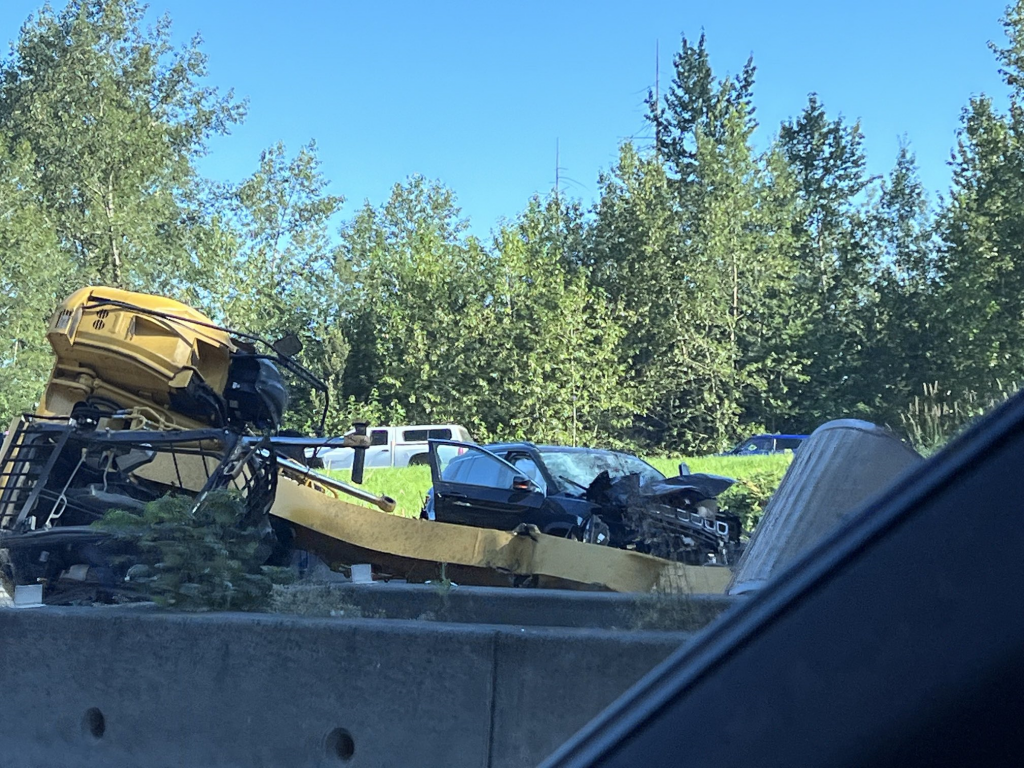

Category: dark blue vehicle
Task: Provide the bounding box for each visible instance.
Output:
[423,440,742,565]
[723,434,808,456]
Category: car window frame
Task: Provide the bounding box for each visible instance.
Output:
[428,439,544,493]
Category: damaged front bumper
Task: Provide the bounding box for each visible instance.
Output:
[585,471,743,565]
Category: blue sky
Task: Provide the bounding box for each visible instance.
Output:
[0,0,1013,236]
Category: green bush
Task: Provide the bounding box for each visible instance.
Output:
[717,466,789,531]
[93,490,293,611]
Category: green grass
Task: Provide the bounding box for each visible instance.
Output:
[645,453,793,480]
[324,452,795,527]
[324,466,433,517]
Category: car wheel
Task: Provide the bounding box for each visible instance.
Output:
[581,515,611,546]
[408,454,428,466]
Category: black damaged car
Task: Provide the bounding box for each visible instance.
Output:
[422,440,742,565]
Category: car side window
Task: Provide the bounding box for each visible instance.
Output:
[436,445,517,488]
[403,428,453,441]
[370,430,388,446]
[777,438,803,451]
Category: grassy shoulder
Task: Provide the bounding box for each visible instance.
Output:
[325,466,432,518]
[325,452,793,530]
[644,453,792,480]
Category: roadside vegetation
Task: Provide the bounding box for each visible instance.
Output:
[328,466,434,519]
[3,1,1024,456]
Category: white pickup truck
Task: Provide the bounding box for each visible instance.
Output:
[311,424,474,471]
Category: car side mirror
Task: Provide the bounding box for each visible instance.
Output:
[512,474,534,491]
[679,462,691,477]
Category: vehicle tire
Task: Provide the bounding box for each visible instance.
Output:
[265,516,296,567]
[408,454,428,466]
[581,515,611,546]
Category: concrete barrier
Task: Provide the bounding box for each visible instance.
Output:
[0,607,690,768]
[270,582,734,631]
[490,629,682,767]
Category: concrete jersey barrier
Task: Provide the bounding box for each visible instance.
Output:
[0,607,694,768]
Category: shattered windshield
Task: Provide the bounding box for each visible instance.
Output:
[539,449,665,492]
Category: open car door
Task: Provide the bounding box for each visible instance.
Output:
[428,439,546,530]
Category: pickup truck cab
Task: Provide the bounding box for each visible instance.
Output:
[312,424,474,471]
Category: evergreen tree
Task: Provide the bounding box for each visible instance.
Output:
[778,94,876,427]
[648,33,756,186]
[485,196,633,445]
[592,33,802,451]
[928,1,1024,403]
[340,177,493,431]
[861,143,939,426]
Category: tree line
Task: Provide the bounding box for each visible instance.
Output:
[3,0,1024,453]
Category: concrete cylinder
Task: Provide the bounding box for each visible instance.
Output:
[728,419,923,595]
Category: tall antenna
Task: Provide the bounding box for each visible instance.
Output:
[555,138,560,201]
[654,39,661,155]
[555,138,564,264]
[554,136,575,445]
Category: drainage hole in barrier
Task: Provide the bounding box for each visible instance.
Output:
[82,708,105,741]
[325,728,355,762]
